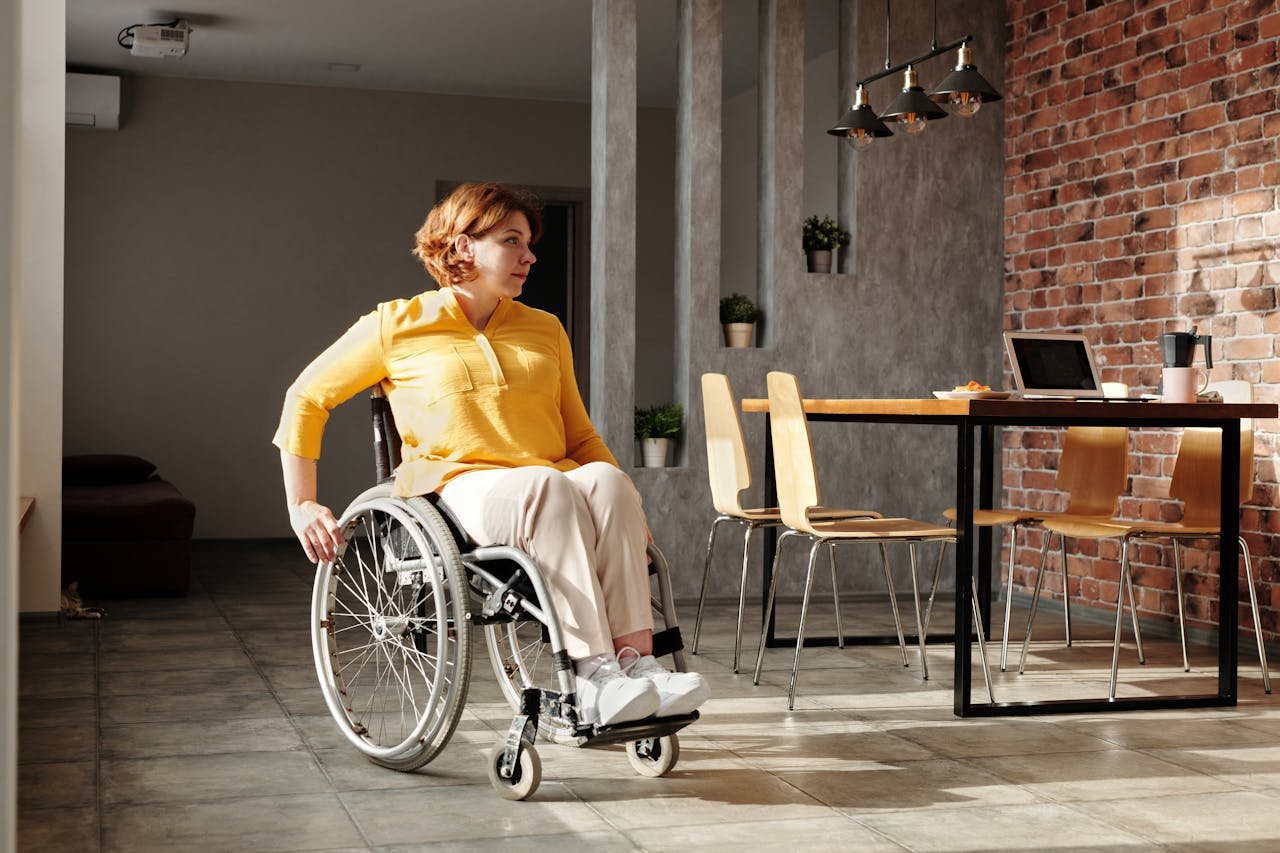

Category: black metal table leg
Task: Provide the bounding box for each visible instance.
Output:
[1218,418,1240,703]
[954,419,975,716]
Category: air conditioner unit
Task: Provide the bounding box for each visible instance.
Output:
[66,73,121,130]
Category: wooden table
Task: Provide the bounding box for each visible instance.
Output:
[741,397,1276,717]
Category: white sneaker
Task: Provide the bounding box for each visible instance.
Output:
[618,648,710,717]
[575,660,660,726]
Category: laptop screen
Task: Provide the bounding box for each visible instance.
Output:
[1008,335,1099,393]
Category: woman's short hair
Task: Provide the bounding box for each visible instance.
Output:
[412,182,543,286]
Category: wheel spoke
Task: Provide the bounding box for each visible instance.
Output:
[338,643,379,684]
[332,575,379,619]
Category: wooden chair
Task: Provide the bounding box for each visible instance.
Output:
[1041,380,1271,696]
[693,373,880,672]
[752,371,994,709]
[929,382,1137,671]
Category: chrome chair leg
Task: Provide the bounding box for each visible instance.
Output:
[971,575,997,704]
[1124,548,1146,665]
[732,522,757,673]
[1060,533,1073,646]
[1017,534,1054,674]
[1110,538,1132,698]
[1241,537,1272,694]
[692,516,727,655]
[788,540,823,710]
[907,543,929,680]
[753,530,794,685]
[922,536,947,637]
[879,542,909,666]
[1172,540,1189,672]
[1000,524,1018,671]
[828,542,845,650]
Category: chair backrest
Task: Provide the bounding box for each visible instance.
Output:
[701,373,751,516]
[1171,380,1254,526]
[765,372,821,533]
[1057,381,1130,516]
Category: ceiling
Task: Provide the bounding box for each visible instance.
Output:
[66,1,840,107]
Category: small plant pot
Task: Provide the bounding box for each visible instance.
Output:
[641,437,671,468]
[723,322,755,348]
[806,249,832,273]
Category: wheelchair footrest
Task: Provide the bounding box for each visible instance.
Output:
[651,626,684,659]
[576,711,699,748]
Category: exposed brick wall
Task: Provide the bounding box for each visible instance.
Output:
[1003,0,1280,639]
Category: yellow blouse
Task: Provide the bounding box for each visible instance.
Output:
[272,288,617,496]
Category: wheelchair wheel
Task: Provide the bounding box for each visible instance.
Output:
[626,734,679,777]
[484,619,563,737]
[312,485,472,771]
[487,740,541,801]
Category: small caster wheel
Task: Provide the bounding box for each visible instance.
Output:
[487,741,541,801]
[626,734,679,777]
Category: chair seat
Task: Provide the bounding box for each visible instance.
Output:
[940,507,1123,527]
[942,506,1040,526]
[737,505,882,522]
[1043,516,1222,539]
[807,516,954,539]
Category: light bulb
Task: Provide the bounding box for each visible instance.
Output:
[847,129,874,150]
[903,114,927,134]
[950,91,982,117]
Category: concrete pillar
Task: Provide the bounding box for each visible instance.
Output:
[590,0,637,466]
[0,0,17,845]
[674,0,723,451]
[836,0,857,275]
[757,0,806,344]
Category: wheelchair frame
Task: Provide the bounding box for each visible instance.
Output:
[308,387,696,799]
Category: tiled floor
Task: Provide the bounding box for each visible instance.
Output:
[19,540,1280,851]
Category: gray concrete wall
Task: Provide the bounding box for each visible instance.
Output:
[64,75,675,536]
[633,0,1006,606]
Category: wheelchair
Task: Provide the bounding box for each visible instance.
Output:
[309,388,697,800]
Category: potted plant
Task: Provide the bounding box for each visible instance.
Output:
[719,293,762,348]
[634,403,683,467]
[802,215,850,273]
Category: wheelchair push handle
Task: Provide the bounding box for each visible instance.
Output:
[370,386,403,481]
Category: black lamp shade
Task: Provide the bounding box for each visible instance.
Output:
[827,103,893,138]
[929,66,1003,105]
[880,86,948,123]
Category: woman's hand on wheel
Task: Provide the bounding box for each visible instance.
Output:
[289,500,342,564]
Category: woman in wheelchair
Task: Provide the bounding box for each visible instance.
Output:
[274,181,708,729]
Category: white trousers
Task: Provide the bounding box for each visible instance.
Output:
[440,462,653,659]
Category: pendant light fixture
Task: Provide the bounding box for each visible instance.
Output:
[879,66,947,133]
[825,85,893,150]
[928,43,1002,116]
[828,0,1002,148]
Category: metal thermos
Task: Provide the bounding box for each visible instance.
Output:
[1159,325,1213,369]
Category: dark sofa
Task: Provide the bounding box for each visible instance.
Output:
[62,455,196,597]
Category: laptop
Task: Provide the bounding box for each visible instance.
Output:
[1004,332,1148,400]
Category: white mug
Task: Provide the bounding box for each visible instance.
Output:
[1161,367,1209,403]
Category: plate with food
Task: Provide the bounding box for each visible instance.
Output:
[933,381,1012,401]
